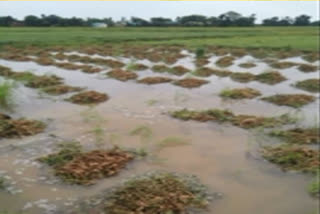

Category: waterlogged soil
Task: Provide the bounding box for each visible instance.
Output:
[0,48,319,214]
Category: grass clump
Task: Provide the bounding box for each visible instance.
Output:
[262,145,319,173]
[127,63,148,71]
[104,172,210,214]
[107,69,138,81]
[0,115,45,138]
[173,78,209,88]
[152,64,170,73]
[42,84,83,95]
[262,94,315,108]
[138,76,173,85]
[219,88,261,99]
[171,108,234,122]
[298,64,318,73]
[170,66,190,76]
[194,67,231,77]
[255,71,286,85]
[24,75,63,88]
[66,90,109,105]
[295,79,320,93]
[231,114,294,129]
[270,128,319,145]
[216,56,235,67]
[38,142,82,168]
[171,108,294,129]
[270,61,297,69]
[38,145,134,185]
[238,62,256,68]
[230,72,255,83]
[0,81,15,109]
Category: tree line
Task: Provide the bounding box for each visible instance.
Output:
[0,11,318,27]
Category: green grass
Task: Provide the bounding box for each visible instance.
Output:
[0,27,318,51]
[0,80,15,109]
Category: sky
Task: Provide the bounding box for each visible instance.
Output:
[0,1,319,23]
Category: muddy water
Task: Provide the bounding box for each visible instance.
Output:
[0,53,319,214]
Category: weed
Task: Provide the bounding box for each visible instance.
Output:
[41,84,83,95]
[270,128,319,145]
[262,145,319,173]
[238,62,256,68]
[146,99,158,106]
[104,172,210,214]
[255,71,286,85]
[66,91,109,105]
[138,76,173,85]
[308,171,320,197]
[262,94,315,108]
[39,146,134,185]
[195,48,205,58]
[174,78,209,88]
[298,64,318,73]
[127,63,148,71]
[107,69,138,81]
[270,61,297,69]
[0,116,45,138]
[152,64,170,73]
[0,81,15,109]
[216,56,235,67]
[295,79,320,93]
[230,72,255,83]
[219,88,261,99]
[171,108,294,129]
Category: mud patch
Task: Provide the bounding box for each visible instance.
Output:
[174,78,209,88]
[107,69,138,81]
[66,91,109,105]
[138,77,173,85]
[270,128,319,145]
[0,114,45,138]
[295,79,320,93]
[262,145,319,173]
[219,88,261,99]
[262,94,315,108]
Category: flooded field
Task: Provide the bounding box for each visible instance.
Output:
[0,46,319,214]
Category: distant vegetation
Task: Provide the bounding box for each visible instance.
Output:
[0,11,318,27]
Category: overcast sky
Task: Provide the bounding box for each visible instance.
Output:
[0,1,319,23]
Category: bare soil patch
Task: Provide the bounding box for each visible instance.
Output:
[138,77,173,85]
[174,78,209,88]
[67,91,109,105]
[262,94,315,108]
[107,69,138,81]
